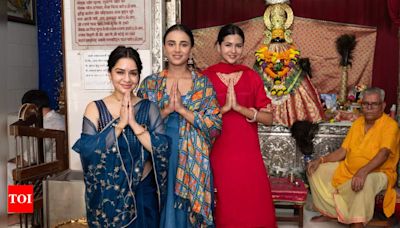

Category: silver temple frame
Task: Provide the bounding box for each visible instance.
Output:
[258,124,349,177]
[152,0,181,73]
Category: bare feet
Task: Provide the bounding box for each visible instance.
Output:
[310,215,332,222]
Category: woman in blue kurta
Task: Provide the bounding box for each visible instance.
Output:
[138,24,222,227]
[73,46,169,227]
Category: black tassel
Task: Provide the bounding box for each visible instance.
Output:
[336,34,357,66]
[299,58,312,78]
[290,120,319,156]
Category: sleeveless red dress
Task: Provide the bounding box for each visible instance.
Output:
[203,62,277,228]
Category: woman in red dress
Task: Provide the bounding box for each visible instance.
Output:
[202,24,277,228]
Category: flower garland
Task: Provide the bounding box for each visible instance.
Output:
[255,44,301,97]
[255,44,300,80]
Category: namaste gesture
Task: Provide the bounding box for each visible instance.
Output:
[164,79,185,115]
[221,79,242,114]
[118,91,138,130]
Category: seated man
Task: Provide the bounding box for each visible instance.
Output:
[21,89,65,133]
[8,90,65,225]
[22,89,65,161]
[8,90,65,183]
[307,87,399,228]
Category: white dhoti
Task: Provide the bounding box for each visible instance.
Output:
[308,162,387,224]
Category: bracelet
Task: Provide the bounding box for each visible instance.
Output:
[135,124,148,136]
[246,108,258,123]
[320,156,325,163]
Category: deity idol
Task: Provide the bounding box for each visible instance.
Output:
[254,0,325,126]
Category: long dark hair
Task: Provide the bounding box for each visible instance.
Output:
[163,24,194,47]
[216,24,245,45]
[107,46,143,78]
[22,90,50,108]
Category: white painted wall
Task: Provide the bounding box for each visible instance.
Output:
[0,0,8,221]
[63,2,154,170]
[7,22,39,114]
[1,19,38,218]
[6,22,39,160]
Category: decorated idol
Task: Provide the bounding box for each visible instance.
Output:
[254,0,325,126]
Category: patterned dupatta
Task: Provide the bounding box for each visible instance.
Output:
[138,70,222,226]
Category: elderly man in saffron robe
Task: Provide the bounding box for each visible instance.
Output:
[307,87,399,228]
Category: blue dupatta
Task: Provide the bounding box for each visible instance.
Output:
[73,99,170,227]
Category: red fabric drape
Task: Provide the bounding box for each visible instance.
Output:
[182,0,399,111]
[388,0,400,26]
[181,0,265,29]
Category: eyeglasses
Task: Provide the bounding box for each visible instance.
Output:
[361,102,382,109]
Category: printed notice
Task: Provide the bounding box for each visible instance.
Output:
[72,0,150,49]
[83,52,113,90]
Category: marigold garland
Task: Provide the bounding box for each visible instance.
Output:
[255,45,300,80]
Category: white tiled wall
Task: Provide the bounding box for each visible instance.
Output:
[6,21,38,114]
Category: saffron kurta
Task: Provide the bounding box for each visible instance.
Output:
[309,114,399,224]
[203,62,277,228]
[332,114,400,217]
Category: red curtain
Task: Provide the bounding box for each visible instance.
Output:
[182,0,400,110]
[388,0,400,26]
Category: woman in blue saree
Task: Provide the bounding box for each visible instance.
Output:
[73,46,169,228]
[138,24,222,227]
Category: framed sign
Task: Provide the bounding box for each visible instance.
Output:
[7,0,36,25]
[71,0,150,50]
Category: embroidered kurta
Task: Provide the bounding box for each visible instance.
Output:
[73,99,170,227]
[332,114,400,217]
[138,70,222,226]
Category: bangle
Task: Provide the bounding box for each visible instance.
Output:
[135,124,148,136]
[320,156,325,163]
[246,108,258,123]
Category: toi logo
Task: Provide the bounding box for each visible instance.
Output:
[8,185,34,213]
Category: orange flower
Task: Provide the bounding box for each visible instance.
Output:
[284,59,290,66]
[265,68,278,78]
[277,67,290,77]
